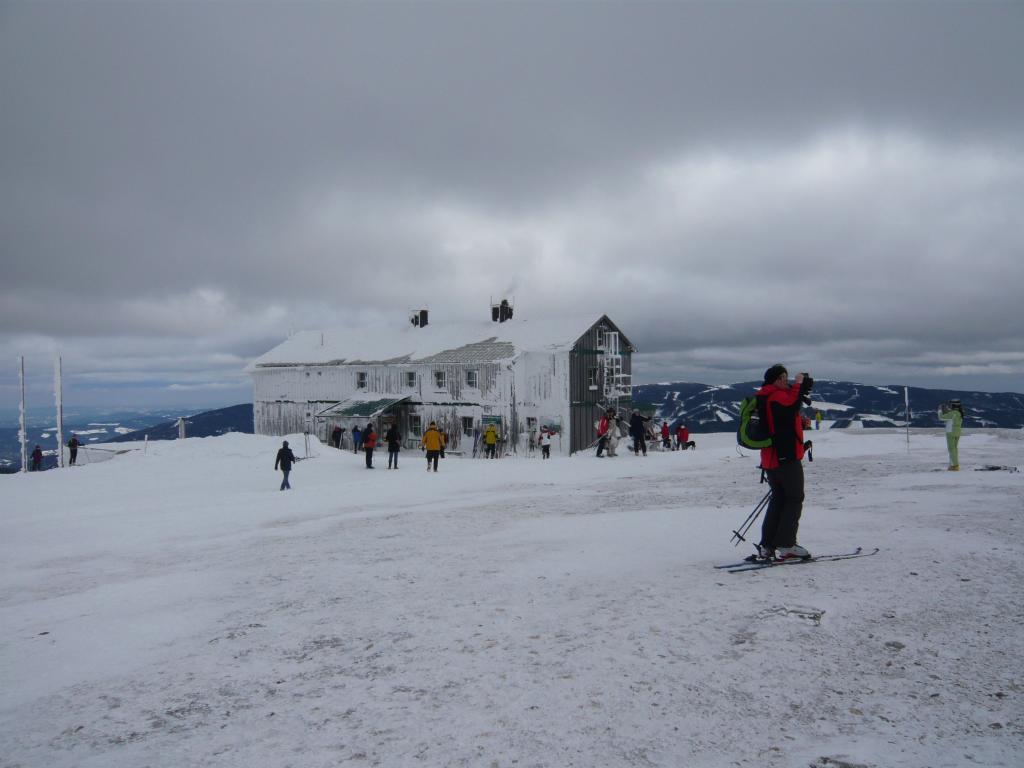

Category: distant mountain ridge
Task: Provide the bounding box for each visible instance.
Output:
[631,381,1024,431]
[109,404,254,443]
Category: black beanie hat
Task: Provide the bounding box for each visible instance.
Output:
[763,364,788,385]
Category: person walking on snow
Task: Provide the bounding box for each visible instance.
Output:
[606,412,621,456]
[67,434,80,466]
[540,427,552,459]
[385,424,401,469]
[660,421,671,450]
[275,440,296,490]
[331,425,343,449]
[422,421,443,471]
[595,409,612,457]
[629,410,650,456]
[483,423,499,459]
[363,423,377,468]
[31,445,43,471]
[755,364,813,562]
[938,399,964,471]
[352,426,362,455]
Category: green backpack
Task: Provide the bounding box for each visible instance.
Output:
[737,395,772,450]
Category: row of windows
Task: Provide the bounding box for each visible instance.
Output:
[356,369,480,390]
[406,415,477,437]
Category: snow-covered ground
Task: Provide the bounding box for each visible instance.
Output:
[2,429,1022,768]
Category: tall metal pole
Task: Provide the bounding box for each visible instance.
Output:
[19,357,28,472]
[904,386,911,453]
[55,355,64,468]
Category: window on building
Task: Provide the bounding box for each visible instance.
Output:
[405,371,417,388]
[587,367,599,388]
[434,370,446,389]
[466,369,479,388]
[409,414,422,437]
[356,371,367,389]
[462,416,474,436]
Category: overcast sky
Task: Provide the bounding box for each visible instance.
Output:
[2,1,1022,412]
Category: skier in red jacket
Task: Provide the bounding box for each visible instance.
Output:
[755,364,812,561]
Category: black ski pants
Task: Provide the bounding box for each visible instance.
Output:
[760,460,804,549]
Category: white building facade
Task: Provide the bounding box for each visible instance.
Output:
[248,313,633,455]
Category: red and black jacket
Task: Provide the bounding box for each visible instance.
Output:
[757,382,805,469]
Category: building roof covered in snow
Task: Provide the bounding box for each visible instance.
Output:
[249,315,628,369]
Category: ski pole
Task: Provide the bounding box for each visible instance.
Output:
[731,490,771,545]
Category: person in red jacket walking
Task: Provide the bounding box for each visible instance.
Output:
[362,422,377,469]
[676,424,695,450]
[755,364,813,561]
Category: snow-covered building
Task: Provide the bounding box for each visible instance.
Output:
[247,310,634,455]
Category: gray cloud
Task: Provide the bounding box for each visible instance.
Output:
[2,1,1023,408]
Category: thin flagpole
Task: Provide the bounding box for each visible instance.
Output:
[905,386,911,453]
[55,355,64,468]
[19,357,28,472]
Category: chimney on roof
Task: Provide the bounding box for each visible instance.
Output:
[491,298,513,323]
[410,309,428,328]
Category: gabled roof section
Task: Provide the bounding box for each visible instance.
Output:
[588,314,637,353]
[248,316,608,369]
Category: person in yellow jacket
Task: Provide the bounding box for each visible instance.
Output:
[483,423,499,459]
[938,399,964,470]
[421,421,443,472]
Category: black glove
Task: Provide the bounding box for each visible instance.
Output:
[799,375,814,395]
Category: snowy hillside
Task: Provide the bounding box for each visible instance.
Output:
[2,431,1023,767]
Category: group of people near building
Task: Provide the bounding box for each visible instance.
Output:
[595,409,696,458]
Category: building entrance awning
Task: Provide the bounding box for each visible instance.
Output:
[316,396,411,419]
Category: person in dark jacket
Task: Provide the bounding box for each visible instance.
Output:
[275,440,296,490]
[629,411,650,456]
[755,364,813,561]
[67,434,80,465]
[331,425,343,449]
[386,424,401,469]
[363,422,377,468]
[31,445,43,471]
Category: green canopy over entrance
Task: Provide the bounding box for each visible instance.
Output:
[316,396,411,419]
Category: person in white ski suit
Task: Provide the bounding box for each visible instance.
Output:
[605,412,621,456]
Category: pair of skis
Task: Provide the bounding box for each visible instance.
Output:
[715,547,880,573]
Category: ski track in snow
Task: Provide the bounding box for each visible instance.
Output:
[1,430,1023,768]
